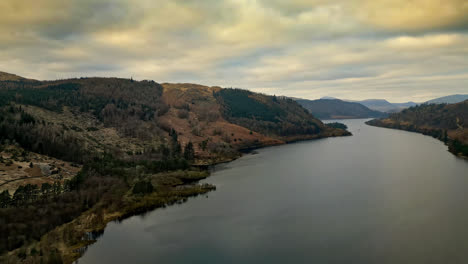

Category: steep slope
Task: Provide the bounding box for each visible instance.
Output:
[216,89,345,138]
[0,75,349,164]
[425,94,468,105]
[162,86,350,153]
[0,71,28,81]
[367,100,468,158]
[295,98,386,119]
[0,77,169,162]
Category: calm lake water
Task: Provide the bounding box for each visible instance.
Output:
[78,119,468,264]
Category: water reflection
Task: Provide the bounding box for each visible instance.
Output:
[78,119,468,264]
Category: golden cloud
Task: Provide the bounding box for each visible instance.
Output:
[385,34,464,49]
[355,0,468,31]
[0,0,467,102]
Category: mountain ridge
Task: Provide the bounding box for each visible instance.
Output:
[0,72,350,164]
[0,71,28,81]
[349,99,417,112]
[295,98,386,119]
[425,94,468,105]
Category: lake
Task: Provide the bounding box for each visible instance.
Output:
[77,119,468,264]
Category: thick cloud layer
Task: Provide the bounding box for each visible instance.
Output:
[0,0,467,101]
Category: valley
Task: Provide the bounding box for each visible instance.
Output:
[0,70,466,263]
[2,1,467,263]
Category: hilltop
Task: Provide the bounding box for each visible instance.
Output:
[0,71,28,81]
[367,100,468,158]
[295,98,386,119]
[425,94,468,105]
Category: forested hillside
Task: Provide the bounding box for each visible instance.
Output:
[0,72,349,263]
[217,89,329,137]
[367,100,468,157]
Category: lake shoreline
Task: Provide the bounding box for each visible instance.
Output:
[57,119,468,264]
[2,129,351,264]
[366,119,468,160]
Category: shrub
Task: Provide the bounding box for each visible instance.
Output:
[174,103,190,111]
[132,180,154,195]
[212,128,223,136]
[86,127,99,132]
[191,126,202,137]
[156,104,170,117]
[326,122,348,130]
[157,120,172,132]
[177,109,189,119]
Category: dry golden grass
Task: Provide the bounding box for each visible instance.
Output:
[160,83,283,156]
[0,71,26,81]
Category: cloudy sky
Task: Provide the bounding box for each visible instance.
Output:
[0,0,467,102]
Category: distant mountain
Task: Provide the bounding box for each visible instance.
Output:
[319,94,468,112]
[347,99,417,113]
[367,100,468,158]
[295,98,386,119]
[354,99,401,113]
[425,94,468,105]
[393,102,418,108]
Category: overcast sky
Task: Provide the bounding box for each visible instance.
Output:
[1,0,467,102]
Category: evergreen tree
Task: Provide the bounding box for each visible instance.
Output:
[0,190,11,208]
[184,142,195,161]
[132,180,154,195]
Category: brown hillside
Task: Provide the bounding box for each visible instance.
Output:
[0,72,351,179]
[0,71,27,81]
[160,83,284,161]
